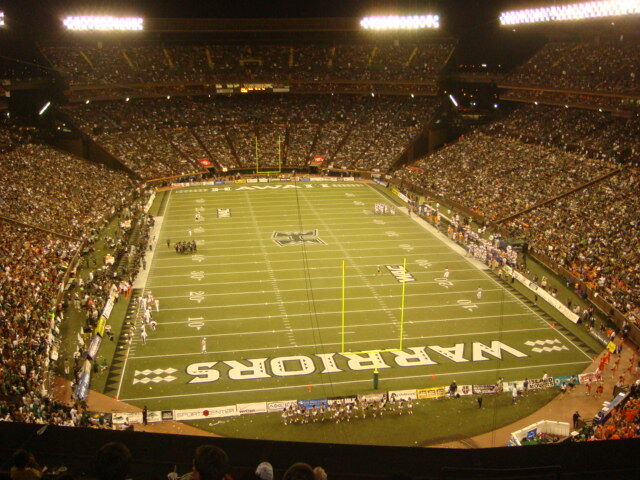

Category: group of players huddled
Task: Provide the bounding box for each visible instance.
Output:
[282,397,414,425]
[174,240,197,254]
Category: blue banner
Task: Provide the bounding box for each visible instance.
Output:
[297,398,328,408]
[75,369,91,401]
[86,335,102,360]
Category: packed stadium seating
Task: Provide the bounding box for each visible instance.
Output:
[506,38,640,94]
[0,122,136,238]
[394,103,640,323]
[395,131,615,220]
[63,94,437,177]
[41,41,455,86]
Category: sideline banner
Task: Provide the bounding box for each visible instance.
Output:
[237,402,268,415]
[457,385,474,396]
[266,400,297,412]
[388,389,418,400]
[553,375,579,387]
[472,384,502,395]
[579,372,602,384]
[417,386,447,399]
[297,398,329,408]
[358,392,388,402]
[328,395,357,405]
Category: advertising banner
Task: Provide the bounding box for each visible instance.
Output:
[101,297,115,320]
[86,335,102,360]
[94,315,107,337]
[472,384,502,395]
[161,410,174,421]
[416,387,447,399]
[297,398,329,409]
[237,402,268,415]
[388,389,418,401]
[357,392,388,403]
[266,400,298,412]
[553,375,579,387]
[457,385,474,396]
[579,372,602,384]
[208,405,239,418]
[112,412,143,425]
[327,395,357,405]
[146,411,162,423]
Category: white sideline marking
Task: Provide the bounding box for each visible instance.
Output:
[120,360,590,402]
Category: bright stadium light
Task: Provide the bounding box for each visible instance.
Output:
[360,14,440,30]
[39,101,51,116]
[448,94,459,107]
[62,15,144,31]
[0,11,5,27]
[500,1,640,26]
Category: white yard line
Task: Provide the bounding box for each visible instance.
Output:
[156,312,532,330]
[158,294,520,312]
[153,287,502,301]
[135,325,550,345]
[148,249,461,267]
[120,360,590,402]
[146,275,496,289]
[149,252,466,270]
[243,190,297,346]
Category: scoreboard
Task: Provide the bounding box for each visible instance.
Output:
[215,83,290,94]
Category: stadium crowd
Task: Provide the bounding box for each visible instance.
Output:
[591,381,640,441]
[504,171,640,321]
[64,94,435,177]
[507,38,640,94]
[485,104,640,166]
[42,41,454,86]
[395,131,614,220]
[0,123,136,237]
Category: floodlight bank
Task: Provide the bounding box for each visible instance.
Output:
[500,0,640,25]
[62,15,144,31]
[360,15,440,30]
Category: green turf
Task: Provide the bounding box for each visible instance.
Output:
[186,388,560,447]
[112,181,595,442]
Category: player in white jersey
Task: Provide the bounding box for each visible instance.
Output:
[140,325,147,344]
[201,337,207,354]
[443,267,450,280]
[476,287,483,299]
[149,319,157,331]
[154,298,160,312]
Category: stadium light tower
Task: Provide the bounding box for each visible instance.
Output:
[500,1,640,26]
[360,14,440,30]
[62,15,144,31]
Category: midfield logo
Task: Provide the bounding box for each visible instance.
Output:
[272,230,326,247]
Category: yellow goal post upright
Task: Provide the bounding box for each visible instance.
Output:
[340,258,408,355]
[254,134,283,175]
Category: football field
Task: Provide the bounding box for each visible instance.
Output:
[112,181,595,412]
